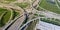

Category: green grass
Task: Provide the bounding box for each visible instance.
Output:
[0,11,7,21]
[0,10,11,27]
[15,2,29,8]
[26,19,39,30]
[12,10,20,19]
[5,0,16,2]
[40,18,60,26]
[0,8,20,27]
[3,11,11,23]
[58,2,60,7]
[39,14,45,17]
[0,12,5,16]
[34,13,38,16]
[0,8,7,16]
[34,13,45,17]
[56,0,60,7]
[0,10,7,23]
[39,0,60,14]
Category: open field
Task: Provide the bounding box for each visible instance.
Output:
[39,0,60,14]
[0,8,11,27]
[1,10,11,27]
[0,8,20,27]
[0,8,7,16]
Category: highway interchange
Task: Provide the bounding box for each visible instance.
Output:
[0,0,60,30]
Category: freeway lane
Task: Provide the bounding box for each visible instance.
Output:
[5,8,28,30]
[5,14,25,30]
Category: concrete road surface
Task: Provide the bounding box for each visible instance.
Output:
[7,15,25,30]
